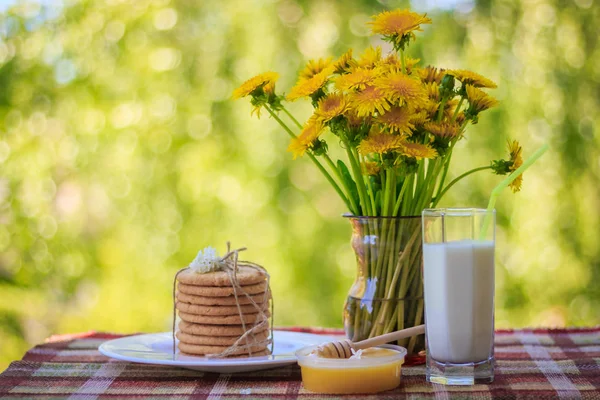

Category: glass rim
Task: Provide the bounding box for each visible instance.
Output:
[422,208,495,217]
[343,213,421,220]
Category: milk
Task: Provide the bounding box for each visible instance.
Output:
[423,240,495,364]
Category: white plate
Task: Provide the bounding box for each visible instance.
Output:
[99,330,333,373]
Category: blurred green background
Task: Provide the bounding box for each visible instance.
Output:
[0,0,598,371]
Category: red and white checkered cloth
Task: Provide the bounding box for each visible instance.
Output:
[1,327,599,399]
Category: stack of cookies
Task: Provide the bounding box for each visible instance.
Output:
[175,265,271,357]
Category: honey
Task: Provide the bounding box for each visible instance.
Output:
[295,345,406,394]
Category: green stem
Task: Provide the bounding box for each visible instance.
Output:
[376,226,419,335]
[374,170,398,311]
[376,170,395,301]
[379,159,386,213]
[344,142,371,216]
[383,220,397,295]
[384,308,398,333]
[265,105,352,211]
[451,96,465,123]
[393,177,408,216]
[414,159,437,213]
[383,168,394,216]
[362,156,377,215]
[412,160,426,215]
[434,120,470,198]
[401,173,414,217]
[433,140,457,201]
[422,158,444,210]
[432,118,470,203]
[436,96,449,122]
[433,165,492,207]
[265,105,298,139]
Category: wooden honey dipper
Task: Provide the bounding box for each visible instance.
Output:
[315,324,425,358]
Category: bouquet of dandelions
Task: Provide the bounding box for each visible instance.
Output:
[233,9,524,351]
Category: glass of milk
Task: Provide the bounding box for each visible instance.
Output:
[422,208,495,385]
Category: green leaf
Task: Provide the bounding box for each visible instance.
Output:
[337,160,360,215]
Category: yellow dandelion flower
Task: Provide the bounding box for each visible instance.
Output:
[345,109,370,128]
[233,71,279,99]
[417,98,457,121]
[315,93,348,122]
[335,67,377,91]
[286,116,325,159]
[358,132,404,155]
[299,57,333,80]
[404,57,420,74]
[287,137,308,159]
[375,54,401,74]
[508,139,523,192]
[419,99,439,119]
[447,69,497,89]
[424,82,440,101]
[398,141,438,159]
[368,9,432,40]
[374,72,427,106]
[287,66,334,101]
[356,46,382,69]
[466,85,499,113]
[425,121,460,138]
[375,54,420,75]
[333,49,356,74]
[350,85,391,117]
[299,115,325,143]
[376,106,415,135]
[418,66,445,84]
[455,112,466,125]
[362,161,381,176]
[411,111,430,127]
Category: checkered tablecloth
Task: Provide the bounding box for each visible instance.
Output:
[1,327,599,399]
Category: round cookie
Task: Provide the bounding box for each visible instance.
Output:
[177,281,268,297]
[178,341,270,356]
[176,301,269,316]
[180,349,271,358]
[177,266,266,287]
[178,310,270,325]
[178,320,269,337]
[176,291,270,306]
[176,330,269,346]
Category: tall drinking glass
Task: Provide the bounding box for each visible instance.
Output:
[422,208,495,385]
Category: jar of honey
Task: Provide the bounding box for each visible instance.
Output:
[295,344,406,394]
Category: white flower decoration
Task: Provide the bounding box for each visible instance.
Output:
[349,348,364,360]
[189,246,222,273]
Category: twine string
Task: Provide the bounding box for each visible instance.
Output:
[172,242,273,359]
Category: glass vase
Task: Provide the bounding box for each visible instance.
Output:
[343,215,425,355]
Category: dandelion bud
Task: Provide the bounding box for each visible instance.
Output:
[440,74,455,97]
